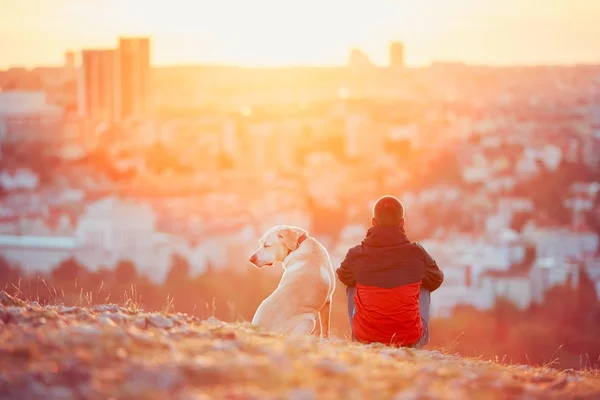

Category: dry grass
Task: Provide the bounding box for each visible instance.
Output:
[0,290,599,400]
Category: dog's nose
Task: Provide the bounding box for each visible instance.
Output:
[249,254,257,264]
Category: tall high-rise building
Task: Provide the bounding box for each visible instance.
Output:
[78,37,151,123]
[119,37,151,119]
[389,41,405,69]
[348,48,372,70]
[64,52,76,70]
[79,49,121,123]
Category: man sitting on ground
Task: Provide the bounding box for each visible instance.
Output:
[336,195,444,347]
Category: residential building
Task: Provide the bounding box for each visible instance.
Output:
[0,235,75,273]
[64,51,76,70]
[480,270,532,310]
[73,196,161,274]
[348,48,372,70]
[0,168,39,191]
[79,37,151,123]
[345,114,371,159]
[526,225,599,263]
[0,91,62,143]
[119,37,151,119]
[389,41,405,69]
[529,258,580,303]
[79,49,121,123]
[431,264,477,316]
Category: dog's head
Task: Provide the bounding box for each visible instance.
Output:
[249,225,308,268]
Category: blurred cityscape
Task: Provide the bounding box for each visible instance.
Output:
[1,36,600,323]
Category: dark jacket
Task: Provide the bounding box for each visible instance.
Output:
[336,225,443,345]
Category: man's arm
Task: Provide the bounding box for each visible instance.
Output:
[336,249,356,287]
[417,244,444,292]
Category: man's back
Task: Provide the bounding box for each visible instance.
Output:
[337,225,443,346]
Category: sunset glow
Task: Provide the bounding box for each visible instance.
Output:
[2,0,600,68]
[2,0,600,392]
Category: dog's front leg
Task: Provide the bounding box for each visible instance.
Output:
[315,312,322,337]
[319,299,332,339]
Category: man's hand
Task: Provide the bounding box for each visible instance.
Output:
[336,248,357,287]
[417,243,444,292]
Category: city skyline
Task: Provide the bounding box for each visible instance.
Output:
[80,37,151,123]
[1,1,600,373]
[2,0,600,69]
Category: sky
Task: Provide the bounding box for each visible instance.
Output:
[1,0,600,68]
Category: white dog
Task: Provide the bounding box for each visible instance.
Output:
[249,225,335,338]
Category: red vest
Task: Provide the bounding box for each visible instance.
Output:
[352,282,423,346]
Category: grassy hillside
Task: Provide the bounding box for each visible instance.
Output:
[1,291,599,400]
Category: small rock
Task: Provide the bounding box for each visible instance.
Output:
[171,313,188,325]
[182,359,230,385]
[443,353,461,361]
[168,326,207,338]
[59,306,78,314]
[221,387,270,400]
[2,306,26,323]
[550,377,569,390]
[176,389,212,400]
[116,347,128,359]
[98,315,116,326]
[0,291,27,307]
[147,314,174,329]
[105,311,128,324]
[522,383,541,394]
[74,310,95,323]
[92,304,121,313]
[52,319,67,329]
[128,329,155,345]
[285,335,317,349]
[47,386,74,400]
[428,350,446,360]
[287,388,317,400]
[126,365,181,392]
[531,375,554,383]
[69,324,102,337]
[460,370,479,381]
[23,381,54,398]
[393,389,422,400]
[203,316,224,326]
[317,358,350,376]
[212,329,237,340]
[134,317,148,329]
[211,339,238,351]
[380,348,410,359]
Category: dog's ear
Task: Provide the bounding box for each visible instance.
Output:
[278,228,300,251]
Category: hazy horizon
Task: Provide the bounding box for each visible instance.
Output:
[2,0,600,69]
